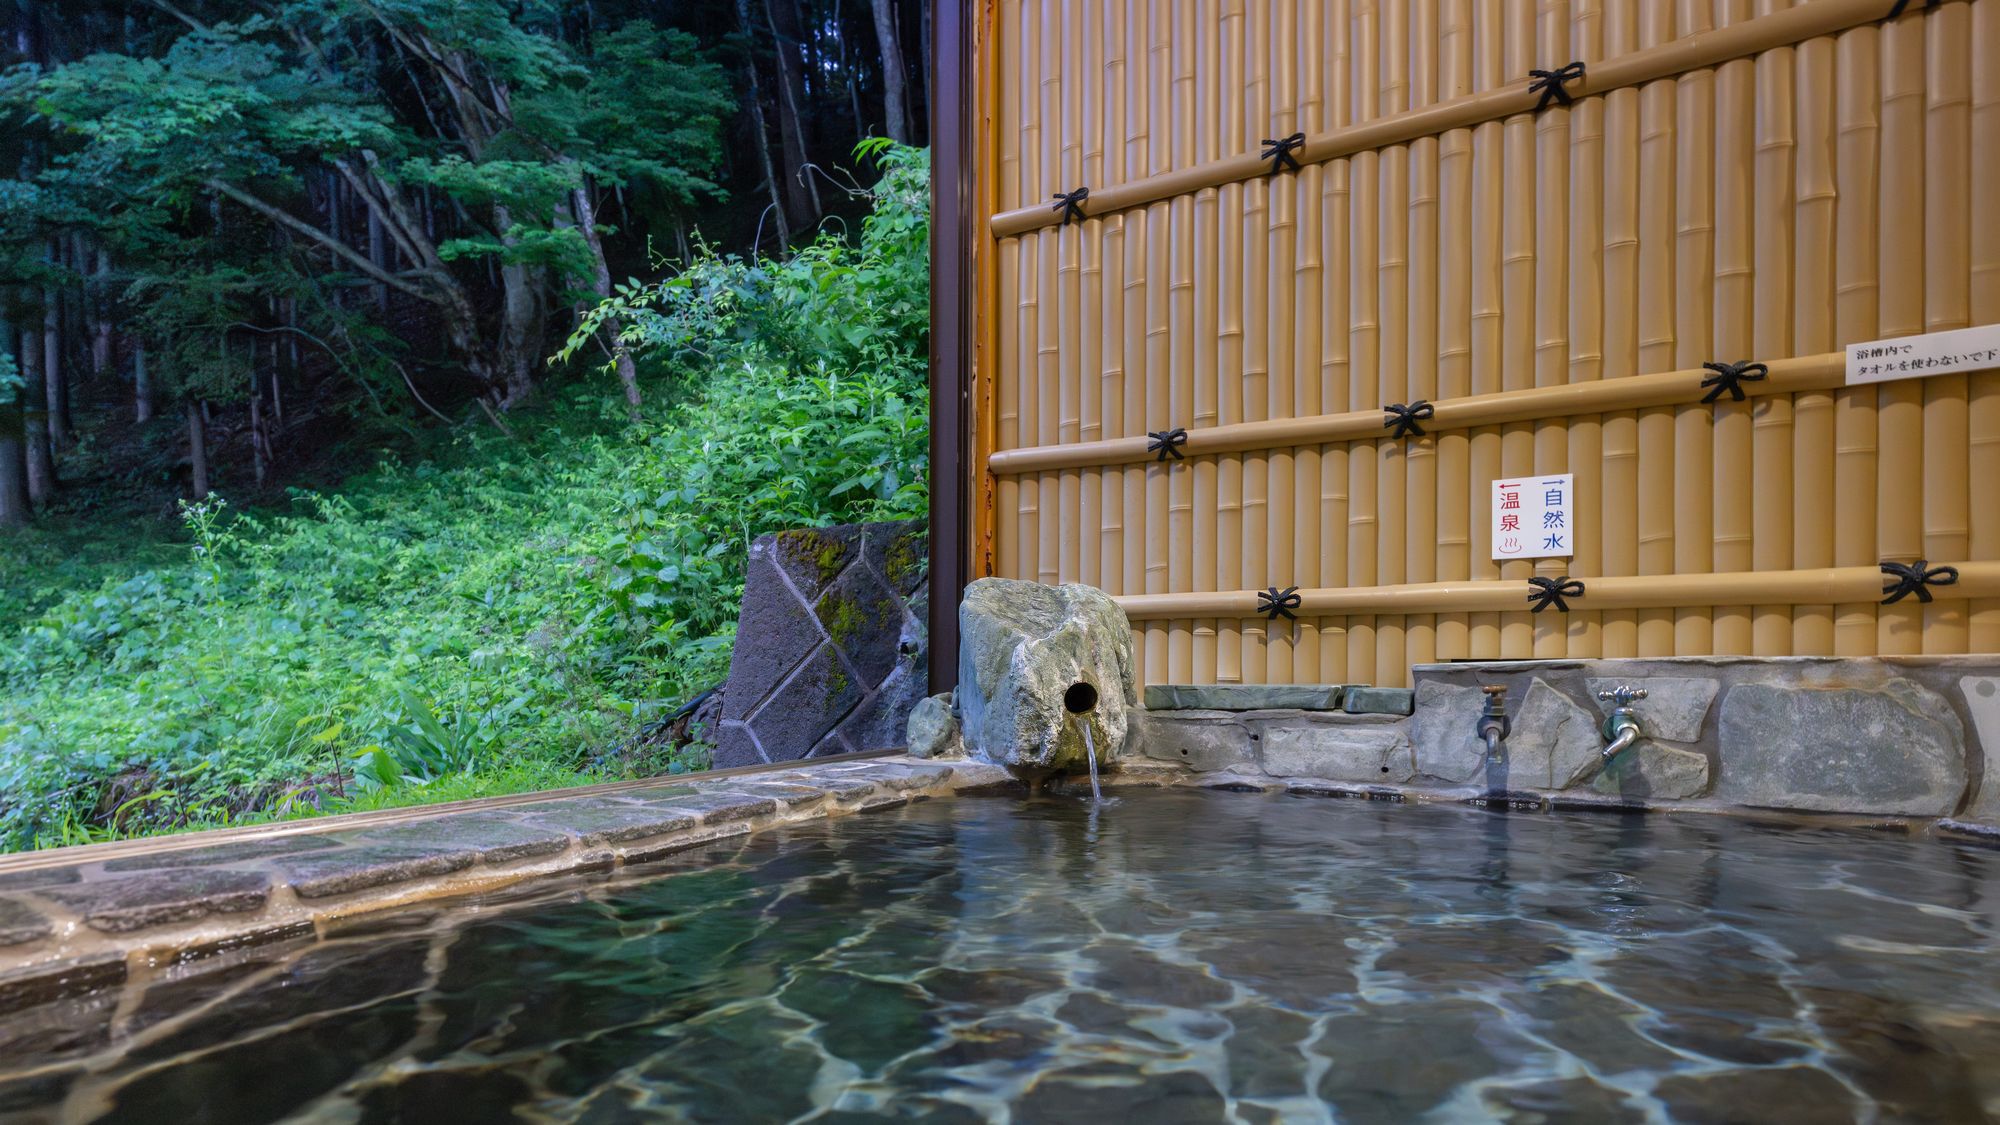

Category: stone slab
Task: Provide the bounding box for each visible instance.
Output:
[1342,686,1415,716]
[1715,680,1966,816]
[1260,723,1415,783]
[0,869,79,892]
[1411,680,1487,784]
[101,836,342,873]
[1592,743,1711,801]
[1134,713,1254,773]
[1960,676,2000,824]
[1586,676,1719,742]
[0,955,125,1018]
[1503,680,1603,792]
[352,815,571,865]
[512,798,701,846]
[1143,684,1348,712]
[277,846,480,900]
[0,898,51,947]
[34,870,270,934]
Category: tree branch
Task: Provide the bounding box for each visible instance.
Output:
[206,180,434,301]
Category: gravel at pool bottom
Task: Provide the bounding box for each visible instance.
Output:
[3,789,1998,1122]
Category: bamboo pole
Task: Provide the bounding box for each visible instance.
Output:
[1014,0,1043,581]
[1972,0,2000,655]
[1877,8,1926,655]
[1345,0,1382,687]
[1095,0,1129,601]
[986,0,1967,238]
[1404,0,1442,683]
[1566,0,1606,663]
[1078,0,1105,591]
[1374,0,1412,687]
[1467,0,1503,664]
[1266,0,1302,684]
[1710,0,1755,657]
[1631,0,1677,659]
[1791,28,1837,654]
[1141,0,1172,681]
[1215,0,1245,682]
[1162,0,1195,683]
[1598,0,1640,656]
[1497,0,1539,664]
[1318,0,1353,685]
[1190,0,1220,683]
[1435,0,1475,666]
[985,350,1861,472]
[1240,0,1272,685]
[1921,3,1971,655]
[1290,0,1327,684]
[1529,0,1572,664]
[1120,0,1151,614]
[1750,0,1796,657]
[1672,0,1716,660]
[1055,0,1085,588]
[1111,561,2000,619]
[1833,21,1881,654]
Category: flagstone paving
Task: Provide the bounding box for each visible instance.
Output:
[0,757,1009,1012]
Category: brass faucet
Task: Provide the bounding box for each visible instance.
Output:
[1596,685,1648,761]
[1476,685,1511,764]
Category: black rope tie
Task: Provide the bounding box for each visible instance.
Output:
[1147,427,1188,462]
[1880,560,1959,605]
[1383,400,1436,439]
[1528,61,1587,111]
[1887,0,1941,19]
[1527,576,1586,614]
[1699,360,1769,404]
[1258,586,1303,621]
[1260,132,1306,175]
[1051,186,1090,225]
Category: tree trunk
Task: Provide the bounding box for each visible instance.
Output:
[870,0,909,143]
[17,324,55,506]
[186,400,209,500]
[760,0,821,225]
[731,14,792,252]
[91,248,112,380]
[42,286,68,454]
[134,343,152,423]
[840,0,865,141]
[570,181,642,415]
[0,320,28,527]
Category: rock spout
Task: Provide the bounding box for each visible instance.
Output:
[953,579,1137,770]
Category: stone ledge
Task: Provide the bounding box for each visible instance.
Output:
[0,755,1004,1014]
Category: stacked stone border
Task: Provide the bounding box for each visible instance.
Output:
[0,755,1010,1016]
[1115,655,2000,838]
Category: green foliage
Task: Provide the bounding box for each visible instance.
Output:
[0,147,931,852]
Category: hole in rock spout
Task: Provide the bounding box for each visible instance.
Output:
[1063,681,1099,714]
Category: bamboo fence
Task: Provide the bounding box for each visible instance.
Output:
[977,0,1997,688]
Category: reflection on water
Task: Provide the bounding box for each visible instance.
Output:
[4,790,2000,1122]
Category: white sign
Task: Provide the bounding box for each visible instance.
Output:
[1492,474,1574,561]
[1846,323,2000,385]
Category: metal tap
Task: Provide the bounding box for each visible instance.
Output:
[1476,685,1511,764]
[1596,685,1648,761]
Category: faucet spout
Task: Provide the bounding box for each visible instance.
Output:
[1475,685,1511,764]
[1595,685,1648,764]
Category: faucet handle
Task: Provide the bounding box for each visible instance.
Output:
[1596,685,1648,705]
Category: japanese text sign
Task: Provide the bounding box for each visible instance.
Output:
[1492,474,1574,561]
[1846,323,2000,385]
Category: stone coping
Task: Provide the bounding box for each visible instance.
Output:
[0,756,1010,1015]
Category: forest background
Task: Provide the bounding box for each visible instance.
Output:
[0,0,934,851]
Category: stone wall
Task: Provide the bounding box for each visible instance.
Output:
[1126,656,2000,833]
[713,521,929,768]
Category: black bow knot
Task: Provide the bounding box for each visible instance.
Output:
[1147,427,1188,462]
[1880,560,1959,605]
[1258,586,1303,621]
[1051,186,1090,225]
[1887,0,1940,18]
[1383,400,1436,439]
[1699,360,1769,404]
[1260,132,1306,175]
[1527,576,1585,613]
[1528,61,1587,111]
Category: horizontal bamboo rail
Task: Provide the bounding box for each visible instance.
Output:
[1111,562,2000,620]
[988,351,1854,474]
[990,0,1956,238]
